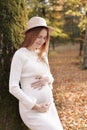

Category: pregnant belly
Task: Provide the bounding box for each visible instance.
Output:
[33,85,53,104]
[23,85,53,104]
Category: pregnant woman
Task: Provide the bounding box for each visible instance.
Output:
[9,16,63,130]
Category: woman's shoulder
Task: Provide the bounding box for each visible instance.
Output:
[14,47,26,55]
[12,47,26,60]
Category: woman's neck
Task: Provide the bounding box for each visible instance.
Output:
[27,46,37,51]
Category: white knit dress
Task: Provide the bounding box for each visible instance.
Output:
[9,47,63,130]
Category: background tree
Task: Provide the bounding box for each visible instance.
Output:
[48,0,68,49]
[83,14,87,69]
[64,0,87,68]
[27,0,68,50]
[0,0,29,130]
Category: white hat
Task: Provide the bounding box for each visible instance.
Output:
[22,16,54,34]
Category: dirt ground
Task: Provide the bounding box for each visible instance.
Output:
[49,44,87,130]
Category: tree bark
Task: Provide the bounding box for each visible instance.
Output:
[0,1,29,130]
[83,23,87,69]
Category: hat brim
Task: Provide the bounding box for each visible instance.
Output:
[22,26,54,35]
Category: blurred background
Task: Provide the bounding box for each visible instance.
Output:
[0,0,87,130]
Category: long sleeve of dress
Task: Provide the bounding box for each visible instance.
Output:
[9,51,37,110]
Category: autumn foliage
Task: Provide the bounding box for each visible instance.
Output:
[49,44,87,130]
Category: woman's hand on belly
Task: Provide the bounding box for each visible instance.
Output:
[32,103,51,113]
[31,75,50,90]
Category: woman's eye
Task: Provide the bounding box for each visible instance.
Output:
[37,37,41,38]
[38,36,41,38]
[37,36,47,40]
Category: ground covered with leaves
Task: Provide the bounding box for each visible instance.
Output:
[49,44,87,130]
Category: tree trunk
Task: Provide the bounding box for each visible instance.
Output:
[0,1,29,130]
[83,23,87,69]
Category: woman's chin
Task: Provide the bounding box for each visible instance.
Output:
[36,46,42,49]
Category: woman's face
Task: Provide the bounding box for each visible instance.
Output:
[31,29,47,50]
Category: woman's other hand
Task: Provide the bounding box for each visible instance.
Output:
[32,103,51,112]
[31,75,50,90]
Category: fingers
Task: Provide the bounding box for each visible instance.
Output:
[31,78,45,89]
[31,80,43,86]
[31,80,44,89]
[31,75,50,90]
[32,103,51,113]
[35,75,49,82]
[38,103,51,113]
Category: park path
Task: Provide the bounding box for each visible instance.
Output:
[49,44,87,130]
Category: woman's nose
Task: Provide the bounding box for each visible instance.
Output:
[40,37,45,43]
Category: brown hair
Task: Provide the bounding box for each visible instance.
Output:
[22,26,50,62]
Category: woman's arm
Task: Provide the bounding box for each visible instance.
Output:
[9,51,37,110]
[31,53,54,90]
